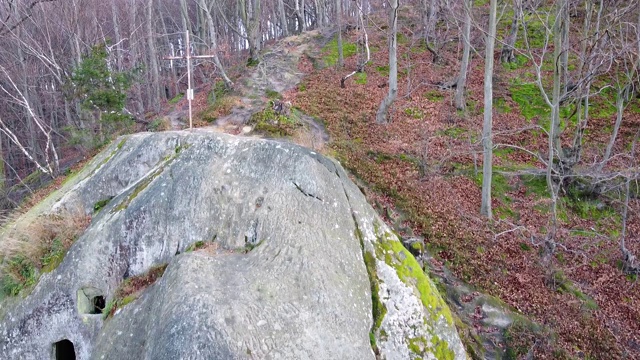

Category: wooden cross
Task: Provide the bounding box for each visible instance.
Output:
[163,31,217,129]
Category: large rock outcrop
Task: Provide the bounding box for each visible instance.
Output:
[0,130,466,359]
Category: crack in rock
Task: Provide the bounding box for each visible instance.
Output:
[291,181,323,202]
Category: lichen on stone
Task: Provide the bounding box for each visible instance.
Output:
[361,219,466,359]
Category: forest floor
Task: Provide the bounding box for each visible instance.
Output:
[169,21,640,358]
[284,24,639,360]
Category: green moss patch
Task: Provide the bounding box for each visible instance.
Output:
[93,197,114,213]
[322,36,357,67]
[424,90,445,102]
[374,226,454,326]
[502,54,529,70]
[548,270,598,311]
[404,107,424,119]
[168,93,183,104]
[354,72,367,85]
[510,82,549,121]
[1,256,37,296]
[520,174,548,198]
[265,89,282,100]
[250,101,302,137]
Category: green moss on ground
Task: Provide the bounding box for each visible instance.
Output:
[354,72,367,85]
[250,101,302,137]
[548,270,598,311]
[322,36,357,67]
[168,93,183,104]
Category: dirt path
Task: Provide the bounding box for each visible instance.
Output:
[170,29,333,152]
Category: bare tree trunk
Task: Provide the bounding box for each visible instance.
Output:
[340,0,369,87]
[240,0,261,63]
[197,1,207,50]
[480,0,497,219]
[500,0,521,63]
[129,0,145,115]
[278,0,289,37]
[199,0,233,88]
[424,0,438,41]
[560,0,570,89]
[71,0,82,67]
[146,0,161,111]
[180,0,193,35]
[620,130,639,273]
[337,0,344,67]
[542,0,566,246]
[376,0,399,124]
[455,0,472,111]
[551,0,565,163]
[316,0,326,28]
[111,0,123,71]
[295,0,306,33]
[599,87,627,172]
[570,0,603,169]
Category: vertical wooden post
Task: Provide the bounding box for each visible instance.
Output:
[186,30,193,129]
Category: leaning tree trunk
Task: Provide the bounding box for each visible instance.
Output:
[200,0,234,88]
[599,87,626,172]
[455,0,472,111]
[376,0,399,124]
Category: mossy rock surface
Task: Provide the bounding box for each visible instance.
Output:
[0,131,466,359]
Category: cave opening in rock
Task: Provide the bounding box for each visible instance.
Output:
[77,287,105,314]
[53,339,76,360]
[92,295,105,314]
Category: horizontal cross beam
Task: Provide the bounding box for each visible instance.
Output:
[163,54,216,60]
[161,31,218,129]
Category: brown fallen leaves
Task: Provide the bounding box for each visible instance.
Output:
[290,25,640,359]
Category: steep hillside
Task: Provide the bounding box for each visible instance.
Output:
[284,8,640,360]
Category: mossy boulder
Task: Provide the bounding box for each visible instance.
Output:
[0,130,466,359]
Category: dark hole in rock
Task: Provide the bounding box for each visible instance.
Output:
[77,287,105,314]
[93,295,105,314]
[53,339,76,360]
